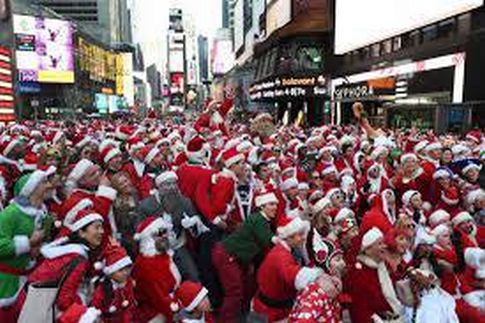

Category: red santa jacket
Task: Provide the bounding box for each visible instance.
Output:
[346,256,396,323]
[90,278,136,323]
[176,162,215,203]
[28,243,91,312]
[253,242,301,322]
[0,161,22,205]
[132,253,181,323]
[122,162,153,200]
[360,195,395,234]
[391,168,430,202]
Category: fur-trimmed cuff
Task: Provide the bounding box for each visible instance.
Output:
[80,307,101,323]
[294,267,323,291]
[14,235,30,256]
[96,185,117,201]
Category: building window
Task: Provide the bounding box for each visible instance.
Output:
[438,18,456,38]
[371,43,380,58]
[382,40,392,54]
[422,25,438,42]
[295,45,323,71]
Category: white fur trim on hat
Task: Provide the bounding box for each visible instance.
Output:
[134,218,173,241]
[428,210,450,227]
[334,208,355,224]
[431,224,449,238]
[294,267,323,291]
[462,163,482,174]
[155,171,178,187]
[371,146,388,160]
[64,198,94,228]
[103,256,132,275]
[224,153,245,168]
[75,136,93,149]
[325,188,341,200]
[104,148,121,164]
[361,227,384,250]
[452,211,473,227]
[277,217,310,239]
[18,169,50,197]
[425,142,442,151]
[71,213,104,232]
[441,192,459,205]
[433,168,452,180]
[312,197,331,214]
[414,140,429,154]
[401,190,420,206]
[400,153,418,164]
[321,166,337,176]
[467,189,485,206]
[280,177,298,191]
[185,287,209,312]
[255,192,278,207]
[3,139,20,156]
[298,183,309,190]
[68,159,94,182]
[145,147,160,164]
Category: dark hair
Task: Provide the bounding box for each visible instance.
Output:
[451,229,466,273]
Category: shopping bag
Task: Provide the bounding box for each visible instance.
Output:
[18,281,58,323]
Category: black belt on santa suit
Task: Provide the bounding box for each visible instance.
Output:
[257,291,294,309]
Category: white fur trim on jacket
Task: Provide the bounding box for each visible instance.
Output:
[13,235,30,256]
[97,185,117,201]
[80,307,101,323]
[41,240,89,259]
[103,256,132,275]
[294,267,323,291]
[71,213,104,232]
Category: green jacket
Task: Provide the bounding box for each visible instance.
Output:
[222,211,274,266]
[0,202,51,307]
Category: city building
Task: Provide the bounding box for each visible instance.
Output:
[198,35,209,83]
[332,0,485,131]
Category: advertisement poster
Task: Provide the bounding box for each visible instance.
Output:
[13,15,74,83]
[0,46,15,122]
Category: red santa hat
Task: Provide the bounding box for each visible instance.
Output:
[276,216,310,239]
[155,171,178,188]
[58,304,101,323]
[254,187,278,208]
[126,136,144,154]
[414,140,429,155]
[23,152,38,171]
[465,130,481,144]
[186,136,207,162]
[427,209,450,228]
[361,227,384,251]
[312,197,331,214]
[103,245,132,276]
[99,145,121,165]
[334,207,355,224]
[401,190,420,206]
[325,188,342,201]
[451,211,474,228]
[172,281,209,312]
[370,145,388,160]
[70,209,103,232]
[115,125,134,141]
[61,197,94,229]
[440,187,460,206]
[280,176,298,191]
[139,144,160,164]
[0,136,21,156]
[221,147,245,168]
[134,216,172,241]
[424,141,442,152]
[400,153,418,164]
[67,159,95,182]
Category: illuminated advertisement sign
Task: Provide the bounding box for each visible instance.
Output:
[250,75,328,100]
[78,37,117,82]
[13,15,74,83]
[335,0,484,54]
[0,46,15,121]
[211,38,234,76]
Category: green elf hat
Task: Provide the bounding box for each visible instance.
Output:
[13,166,56,197]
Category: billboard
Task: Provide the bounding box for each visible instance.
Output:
[335,0,484,54]
[13,15,74,83]
[0,46,15,122]
[211,38,234,76]
[266,0,291,37]
[78,37,117,82]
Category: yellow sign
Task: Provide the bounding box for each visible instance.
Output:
[78,37,119,82]
[115,55,124,95]
[38,70,75,83]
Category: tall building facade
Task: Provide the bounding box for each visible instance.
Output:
[198,35,209,82]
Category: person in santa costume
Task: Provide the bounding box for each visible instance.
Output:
[457,159,482,198]
[347,227,405,323]
[420,142,442,181]
[361,189,397,234]
[57,303,101,323]
[193,98,234,136]
[400,190,428,226]
[171,281,214,323]
[137,171,201,281]
[430,167,461,213]
[22,209,105,316]
[289,238,346,323]
[0,137,26,209]
[91,245,136,323]
[277,176,305,220]
[122,144,161,200]
[99,145,123,179]
[252,216,323,322]
[212,187,278,321]
[62,159,118,245]
[391,153,430,200]
[0,167,56,321]
[132,216,182,323]
[358,160,390,201]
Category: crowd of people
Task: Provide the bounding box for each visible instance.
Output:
[0,98,483,323]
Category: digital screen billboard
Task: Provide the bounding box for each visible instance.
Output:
[95,93,108,113]
[335,0,484,54]
[211,39,234,76]
[13,15,74,83]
